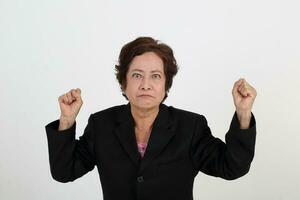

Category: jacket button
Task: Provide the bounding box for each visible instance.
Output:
[137,176,144,182]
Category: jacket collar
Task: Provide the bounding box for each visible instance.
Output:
[116,103,172,128]
[114,103,176,172]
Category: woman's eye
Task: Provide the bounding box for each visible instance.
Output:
[132,73,141,78]
[152,74,161,79]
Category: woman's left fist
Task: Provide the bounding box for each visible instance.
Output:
[232,78,257,113]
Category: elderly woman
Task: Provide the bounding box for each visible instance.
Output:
[45,37,257,200]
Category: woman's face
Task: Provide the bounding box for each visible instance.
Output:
[124,52,166,110]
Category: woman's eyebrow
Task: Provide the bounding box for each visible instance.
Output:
[150,70,162,74]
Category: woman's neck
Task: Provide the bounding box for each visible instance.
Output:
[130,105,159,131]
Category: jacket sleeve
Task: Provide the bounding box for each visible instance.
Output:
[45,114,96,183]
[190,112,256,180]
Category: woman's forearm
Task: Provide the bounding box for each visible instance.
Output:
[236,110,252,129]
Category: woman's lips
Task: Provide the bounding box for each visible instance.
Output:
[138,94,154,98]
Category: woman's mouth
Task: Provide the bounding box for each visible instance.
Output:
[138,94,154,98]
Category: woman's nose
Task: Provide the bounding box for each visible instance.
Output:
[139,77,152,90]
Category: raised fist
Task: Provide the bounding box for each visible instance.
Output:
[58,88,83,130]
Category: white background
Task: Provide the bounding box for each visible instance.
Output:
[1,0,299,199]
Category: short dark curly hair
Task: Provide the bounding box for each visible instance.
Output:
[115,36,178,101]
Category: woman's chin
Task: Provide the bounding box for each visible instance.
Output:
[131,101,159,110]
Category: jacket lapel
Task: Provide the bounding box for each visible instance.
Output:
[140,104,176,172]
[114,103,141,168]
[114,103,176,171]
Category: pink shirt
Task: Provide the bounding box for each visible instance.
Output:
[137,142,147,158]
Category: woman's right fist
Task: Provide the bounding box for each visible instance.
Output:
[58,88,83,126]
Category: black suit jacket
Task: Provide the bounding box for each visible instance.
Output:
[45,103,256,200]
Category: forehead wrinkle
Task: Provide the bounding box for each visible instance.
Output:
[130,69,144,73]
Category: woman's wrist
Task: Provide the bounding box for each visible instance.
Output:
[236,110,252,129]
[59,116,75,131]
